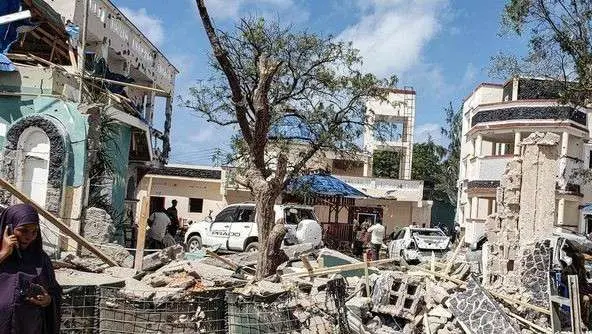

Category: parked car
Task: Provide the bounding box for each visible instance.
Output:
[388,226,450,263]
[184,203,322,252]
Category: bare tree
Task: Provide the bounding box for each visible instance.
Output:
[188,1,394,278]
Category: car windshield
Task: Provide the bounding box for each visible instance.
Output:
[411,229,444,237]
[284,208,316,224]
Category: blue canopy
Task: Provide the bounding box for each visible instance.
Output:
[285,173,368,198]
[582,203,592,215]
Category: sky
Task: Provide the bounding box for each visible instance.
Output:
[112,0,530,165]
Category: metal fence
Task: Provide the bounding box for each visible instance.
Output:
[62,283,344,334]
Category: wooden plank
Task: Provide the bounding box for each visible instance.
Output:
[444,234,464,274]
[0,10,31,25]
[568,275,582,334]
[299,255,314,281]
[283,257,402,278]
[75,74,169,95]
[505,310,553,334]
[133,176,152,270]
[0,177,117,266]
[487,289,552,316]
[413,267,466,285]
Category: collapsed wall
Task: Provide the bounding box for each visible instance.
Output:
[484,132,558,309]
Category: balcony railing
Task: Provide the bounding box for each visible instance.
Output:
[334,175,423,201]
[558,156,584,190]
[466,155,512,182]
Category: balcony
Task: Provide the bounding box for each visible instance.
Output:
[334,175,423,202]
[469,101,587,130]
[46,0,177,94]
[466,155,512,182]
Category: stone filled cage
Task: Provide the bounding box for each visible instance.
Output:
[61,285,227,333]
[61,284,345,334]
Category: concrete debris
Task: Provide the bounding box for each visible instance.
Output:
[142,244,185,271]
[62,253,107,273]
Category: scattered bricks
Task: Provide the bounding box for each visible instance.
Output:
[429,320,445,333]
[96,244,134,268]
[142,244,185,271]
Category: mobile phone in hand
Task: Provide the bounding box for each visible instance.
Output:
[7,225,21,259]
[26,283,45,299]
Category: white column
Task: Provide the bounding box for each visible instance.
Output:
[500,143,506,155]
[561,132,569,156]
[476,134,483,158]
[514,132,521,155]
[557,198,565,226]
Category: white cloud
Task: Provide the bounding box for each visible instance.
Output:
[206,0,306,22]
[120,7,164,45]
[338,0,448,78]
[414,123,444,144]
[188,128,215,143]
[462,62,477,86]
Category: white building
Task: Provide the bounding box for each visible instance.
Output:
[457,77,592,244]
[137,88,431,236]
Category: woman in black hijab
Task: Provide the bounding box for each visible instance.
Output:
[0,204,61,334]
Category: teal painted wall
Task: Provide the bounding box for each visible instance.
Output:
[0,96,88,187]
[108,123,131,238]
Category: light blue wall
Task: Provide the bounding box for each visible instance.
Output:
[0,96,88,187]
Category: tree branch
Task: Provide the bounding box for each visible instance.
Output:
[196,0,253,145]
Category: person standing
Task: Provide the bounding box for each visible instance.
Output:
[0,204,62,333]
[367,219,385,261]
[166,200,179,236]
[148,206,171,249]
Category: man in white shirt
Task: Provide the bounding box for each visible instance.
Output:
[367,219,386,260]
[148,208,171,249]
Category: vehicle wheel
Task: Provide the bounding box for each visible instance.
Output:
[245,242,259,252]
[186,235,202,252]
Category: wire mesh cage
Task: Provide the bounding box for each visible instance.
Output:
[226,290,337,334]
[61,285,227,333]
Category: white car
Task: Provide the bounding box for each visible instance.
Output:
[388,227,450,263]
[184,203,322,253]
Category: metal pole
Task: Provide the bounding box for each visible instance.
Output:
[78,0,90,103]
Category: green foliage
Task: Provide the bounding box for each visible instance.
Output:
[372,151,401,178]
[494,0,592,105]
[184,17,395,183]
[412,139,445,182]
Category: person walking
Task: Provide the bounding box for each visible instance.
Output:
[166,200,179,236]
[367,219,385,261]
[0,204,62,333]
[147,206,171,249]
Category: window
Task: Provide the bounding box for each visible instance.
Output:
[589,150,592,169]
[237,207,255,222]
[189,198,204,213]
[283,208,317,225]
[214,207,236,222]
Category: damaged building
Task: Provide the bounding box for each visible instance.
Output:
[457,77,592,245]
[0,0,178,255]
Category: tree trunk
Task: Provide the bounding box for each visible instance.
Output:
[254,182,287,279]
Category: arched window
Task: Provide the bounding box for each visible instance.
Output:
[16,127,50,206]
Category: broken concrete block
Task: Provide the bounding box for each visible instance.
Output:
[190,262,245,287]
[119,278,155,300]
[97,244,134,268]
[426,281,450,304]
[142,244,184,271]
[104,266,137,278]
[55,268,125,287]
[282,242,314,259]
[152,287,184,307]
[166,274,196,289]
[81,207,114,244]
[62,253,106,273]
[429,305,453,319]
[429,321,444,333]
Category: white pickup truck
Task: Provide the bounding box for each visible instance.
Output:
[184,203,322,252]
[388,227,451,263]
